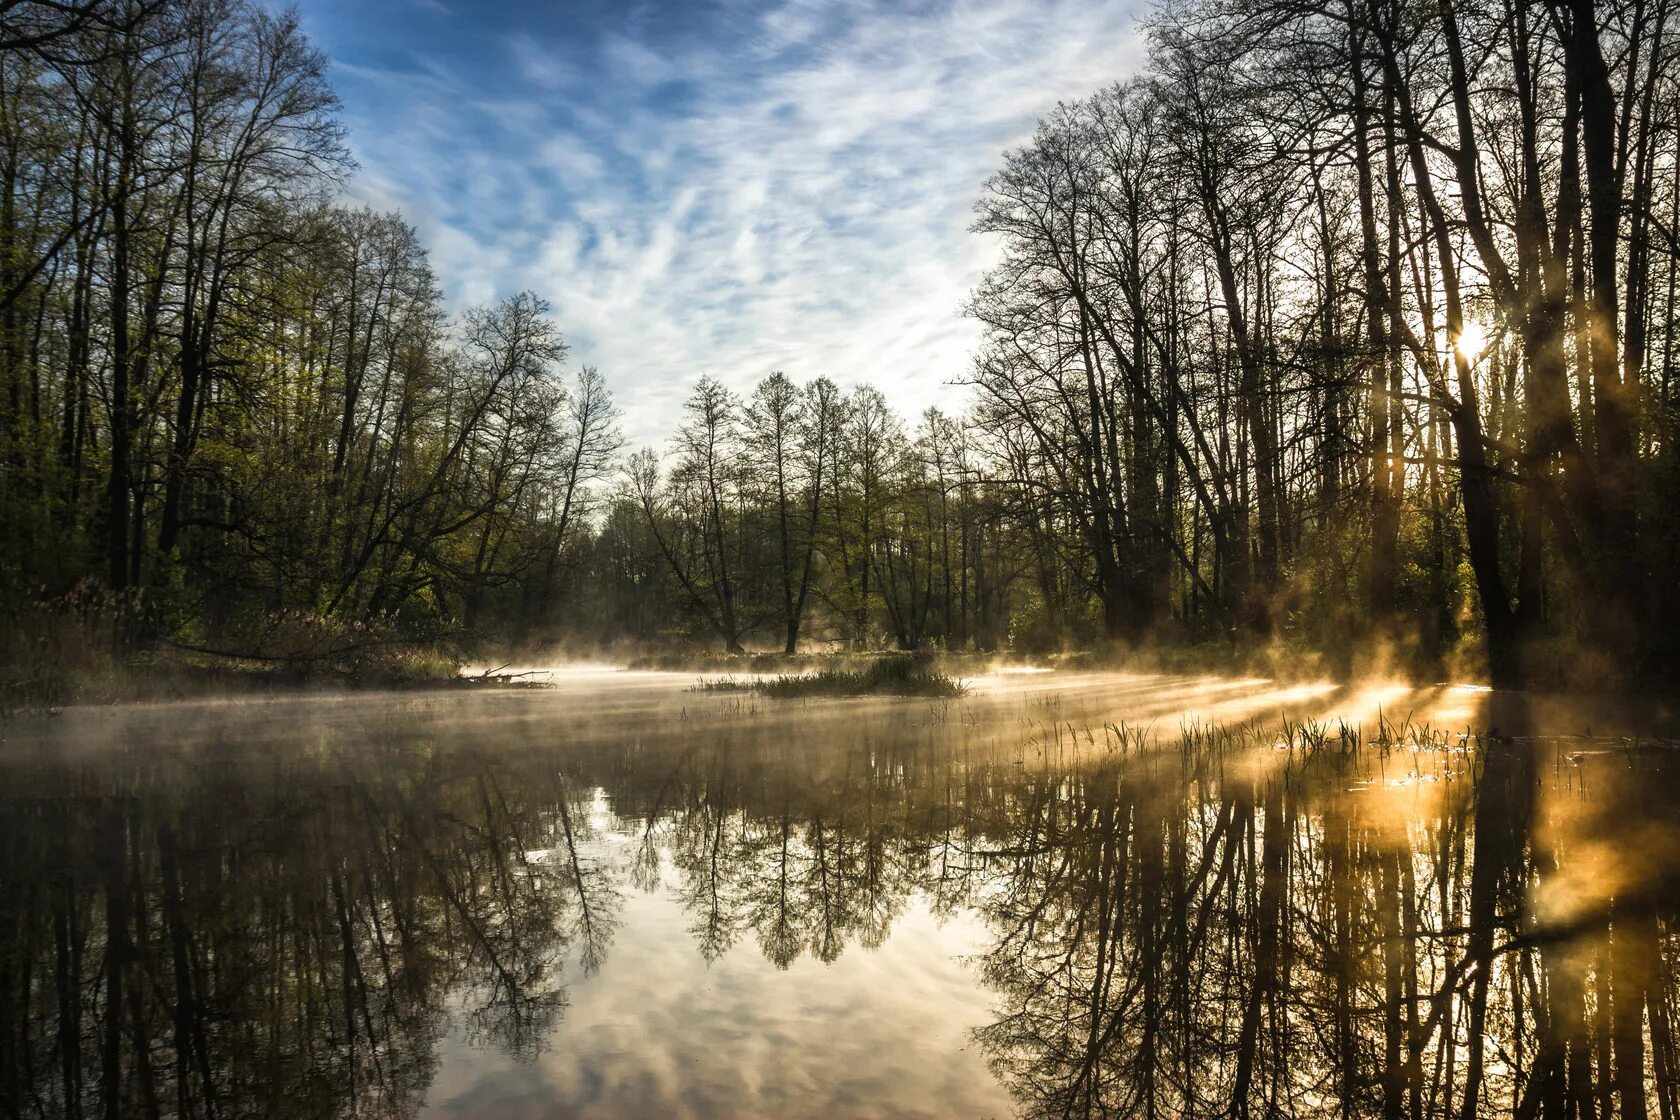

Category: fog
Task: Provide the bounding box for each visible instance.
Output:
[3,669,1677,1117]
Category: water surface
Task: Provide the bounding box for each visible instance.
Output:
[2,671,1676,1118]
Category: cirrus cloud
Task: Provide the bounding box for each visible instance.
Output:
[297,0,1148,444]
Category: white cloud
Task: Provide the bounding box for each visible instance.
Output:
[335,0,1148,446]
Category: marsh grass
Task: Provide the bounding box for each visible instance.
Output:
[632,647,1001,676]
[696,655,968,699]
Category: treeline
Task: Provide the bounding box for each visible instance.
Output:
[0,0,619,663]
[614,376,1011,654]
[964,0,1680,687]
[4,0,1680,687]
[607,0,1680,686]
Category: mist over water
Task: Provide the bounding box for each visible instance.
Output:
[2,671,1677,1118]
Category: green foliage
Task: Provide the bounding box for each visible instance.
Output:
[5,0,1679,696]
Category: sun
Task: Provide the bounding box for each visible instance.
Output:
[1454,321,1489,362]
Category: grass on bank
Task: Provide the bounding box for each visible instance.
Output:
[696,654,968,699]
[630,648,986,674]
[1,595,472,715]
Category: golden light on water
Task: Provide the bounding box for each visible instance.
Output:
[5,670,1678,1120]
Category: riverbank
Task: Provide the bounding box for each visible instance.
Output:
[0,608,505,716]
[3,607,1645,717]
[614,635,1464,689]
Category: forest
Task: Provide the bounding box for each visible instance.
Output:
[2,0,1679,692]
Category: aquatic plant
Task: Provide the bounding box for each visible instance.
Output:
[696,655,968,698]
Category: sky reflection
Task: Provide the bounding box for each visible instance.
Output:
[1,672,1676,1118]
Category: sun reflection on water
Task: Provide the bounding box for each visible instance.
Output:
[0,671,1674,1120]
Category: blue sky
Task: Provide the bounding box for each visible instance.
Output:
[293,0,1147,445]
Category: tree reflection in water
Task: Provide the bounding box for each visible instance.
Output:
[973,702,1680,1119]
[0,689,1676,1118]
[0,729,613,1118]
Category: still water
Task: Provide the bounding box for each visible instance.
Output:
[1,670,1676,1118]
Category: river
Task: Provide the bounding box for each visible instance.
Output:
[1,669,1675,1118]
